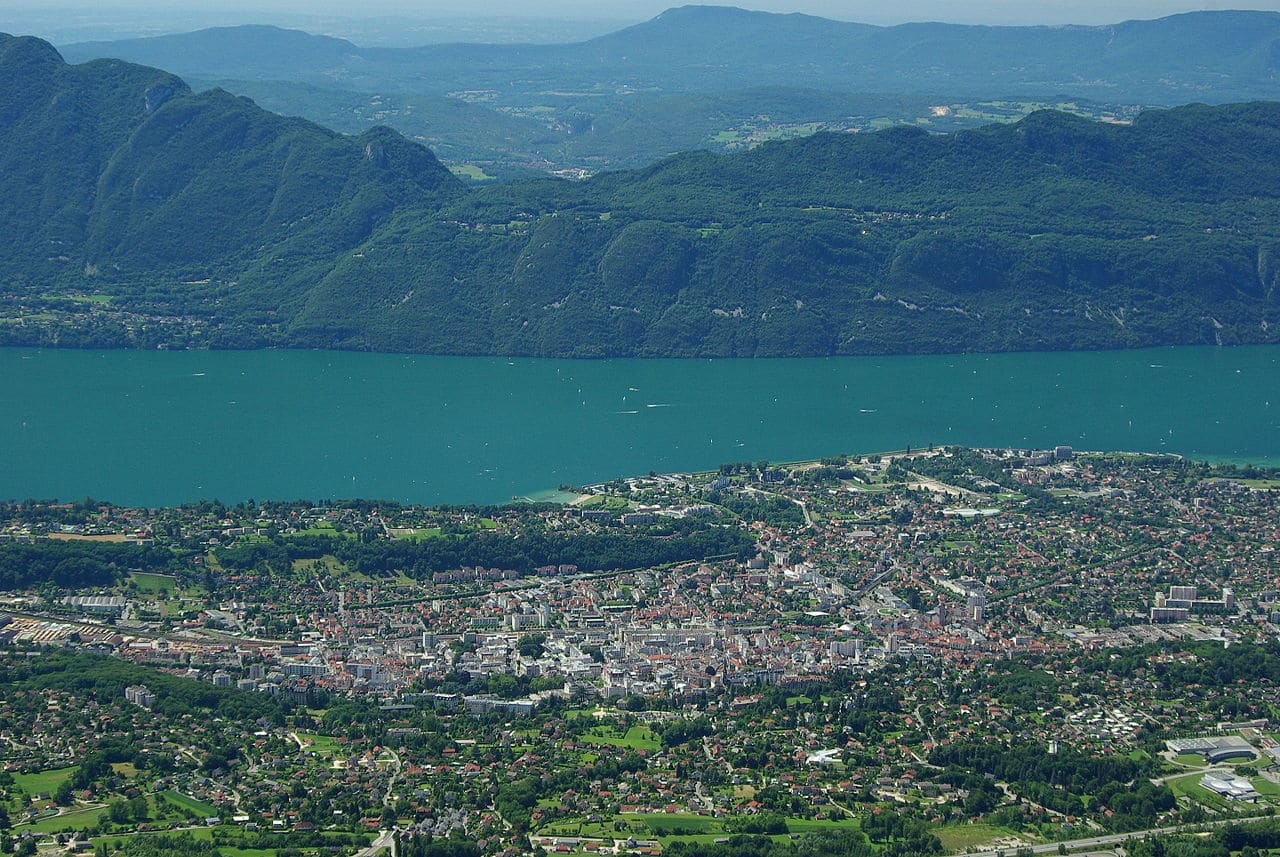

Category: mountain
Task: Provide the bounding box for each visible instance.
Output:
[63,25,362,81]
[2,34,1279,357]
[279,104,1280,357]
[61,8,1280,104]
[0,33,462,343]
[181,78,1067,175]
[182,77,563,173]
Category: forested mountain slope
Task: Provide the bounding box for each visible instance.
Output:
[2,34,1278,357]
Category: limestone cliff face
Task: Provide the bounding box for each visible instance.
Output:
[143,83,176,114]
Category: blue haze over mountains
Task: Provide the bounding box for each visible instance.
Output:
[58,7,1280,103]
[49,6,1280,174]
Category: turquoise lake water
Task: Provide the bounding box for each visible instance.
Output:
[1,345,1277,506]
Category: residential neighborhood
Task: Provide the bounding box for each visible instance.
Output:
[1,448,1279,857]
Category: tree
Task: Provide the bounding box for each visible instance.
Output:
[517,634,547,659]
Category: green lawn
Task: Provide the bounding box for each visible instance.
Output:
[581,725,661,751]
[161,791,219,817]
[576,495,631,511]
[394,527,444,540]
[13,765,77,796]
[1173,753,1208,767]
[1167,774,1231,810]
[1252,777,1280,797]
[296,732,344,755]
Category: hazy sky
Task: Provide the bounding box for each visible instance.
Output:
[298,0,1269,21]
[3,0,1280,33]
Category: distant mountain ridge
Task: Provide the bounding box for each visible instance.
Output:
[2,34,1279,357]
[60,7,1280,103]
[63,26,359,84]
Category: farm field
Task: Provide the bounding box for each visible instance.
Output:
[161,791,219,818]
[13,766,78,797]
[128,572,177,594]
[18,805,109,834]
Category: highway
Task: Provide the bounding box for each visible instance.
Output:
[963,816,1264,857]
[353,829,395,857]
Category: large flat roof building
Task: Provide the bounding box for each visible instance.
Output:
[1166,735,1256,763]
[1202,770,1260,801]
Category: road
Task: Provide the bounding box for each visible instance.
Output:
[962,816,1265,857]
[382,747,402,807]
[353,829,396,857]
[1151,765,1237,786]
[694,779,714,813]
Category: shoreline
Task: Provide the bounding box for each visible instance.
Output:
[8,447,1278,511]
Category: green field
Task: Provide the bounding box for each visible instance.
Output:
[91,826,369,857]
[934,823,1024,852]
[1234,479,1280,489]
[393,518,496,540]
[449,164,495,181]
[287,524,357,539]
[18,805,109,833]
[13,765,77,796]
[541,812,862,849]
[161,791,219,817]
[296,732,344,755]
[581,725,661,751]
[1167,774,1231,810]
[783,818,861,835]
[575,495,631,511]
[394,527,445,540]
[130,572,177,594]
[625,813,718,834]
[1252,777,1280,796]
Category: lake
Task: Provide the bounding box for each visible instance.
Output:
[1,345,1277,506]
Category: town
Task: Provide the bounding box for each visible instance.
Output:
[1,447,1279,857]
